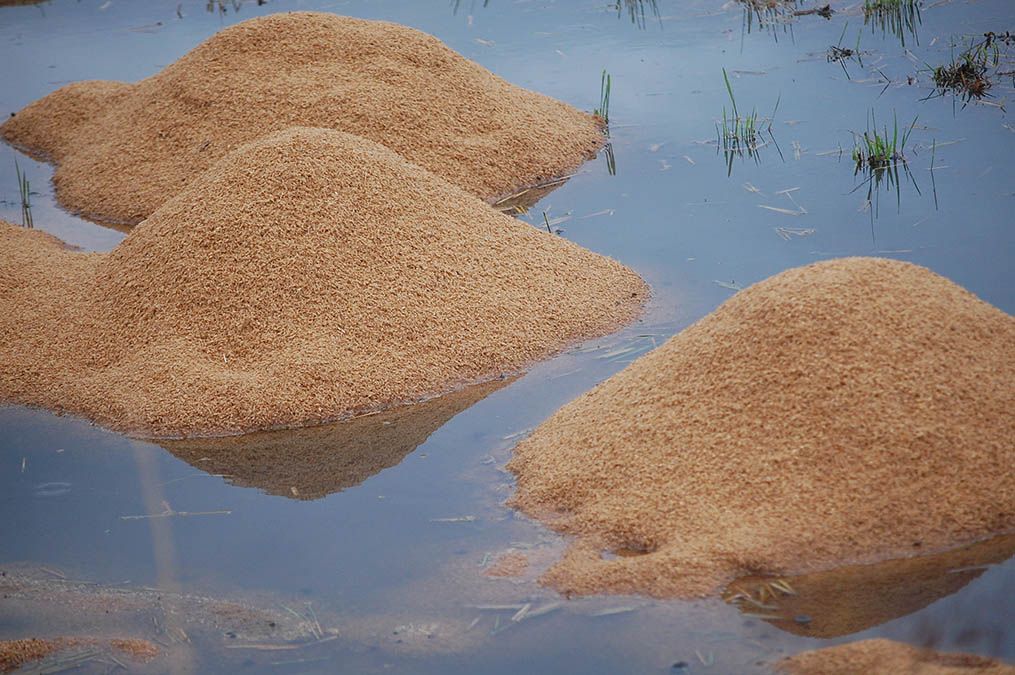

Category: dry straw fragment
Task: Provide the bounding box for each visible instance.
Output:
[0,128,645,437]
[508,257,1015,599]
[0,11,604,225]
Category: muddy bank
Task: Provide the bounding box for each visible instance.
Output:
[0,128,645,437]
[509,257,1015,598]
[0,11,604,225]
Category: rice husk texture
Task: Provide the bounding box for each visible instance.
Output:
[0,127,645,437]
[776,639,1015,674]
[508,257,1015,598]
[0,11,604,225]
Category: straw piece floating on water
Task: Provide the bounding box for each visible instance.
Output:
[0,11,604,224]
[0,128,645,437]
[508,257,1015,598]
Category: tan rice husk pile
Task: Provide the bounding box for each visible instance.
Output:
[0,638,158,672]
[0,11,604,225]
[508,257,1015,598]
[776,639,1015,674]
[0,127,645,437]
[724,534,1015,638]
[160,376,513,499]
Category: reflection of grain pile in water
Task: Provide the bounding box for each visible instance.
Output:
[161,377,513,499]
[724,534,1015,638]
[777,639,1015,674]
[509,258,1015,598]
[0,128,645,437]
[0,11,604,224]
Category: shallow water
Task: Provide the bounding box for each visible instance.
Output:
[1,0,1014,672]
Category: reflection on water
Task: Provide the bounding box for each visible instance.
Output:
[206,0,267,16]
[613,0,661,31]
[723,534,1015,639]
[863,0,921,48]
[739,0,798,43]
[159,378,513,501]
[851,155,923,228]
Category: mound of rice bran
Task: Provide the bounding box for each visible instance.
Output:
[508,257,1015,598]
[776,639,1015,674]
[0,11,604,225]
[0,127,644,437]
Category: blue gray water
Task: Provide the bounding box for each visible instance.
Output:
[1,0,1013,672]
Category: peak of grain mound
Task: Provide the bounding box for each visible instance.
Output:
[776,639,1015,674]
[0,11,604,225]
[0,127,645,437]
[508,257,1015,598]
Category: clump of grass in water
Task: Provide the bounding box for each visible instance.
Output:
[827,22,864,78]
[717,68,780,175]
[594,69,611,125]
[14,158,33,229]
[850,110,920,224]
[928,34,1002,105]
[852,110,916,172]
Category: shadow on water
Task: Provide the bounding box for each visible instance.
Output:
[159,377,514,501]
[723,534,1015,639]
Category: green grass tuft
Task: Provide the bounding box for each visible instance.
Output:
[594,69,611,124]
[929,35,1001,104]
[716,68,779,172]
[14,157,33,229]
[852,110,916,173]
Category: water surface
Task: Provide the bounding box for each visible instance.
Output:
[1,0,1013,672]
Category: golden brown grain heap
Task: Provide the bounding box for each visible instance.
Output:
[0,638,157,672]
[0,128,644,437]
[0,11,603,224]
[508,257,1015,598]
[776,639,1015,675]
[0,639,73,672]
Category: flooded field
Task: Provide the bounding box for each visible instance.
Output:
[1,0,1014,672]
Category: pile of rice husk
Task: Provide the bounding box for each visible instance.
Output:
[508,257,1015,598]
[0,127,644,437]
[160,376,513,499]
[724,534,1015,638]
[0,638,157,672]
[776,639,1015,674]
[0,11,604,225]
